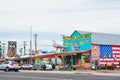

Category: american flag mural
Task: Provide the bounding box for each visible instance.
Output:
[100,45,112,59]
[100,45,120,67]
[112,46,120,60]
[100,45,114,65]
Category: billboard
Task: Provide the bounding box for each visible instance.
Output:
[7,41,17,57]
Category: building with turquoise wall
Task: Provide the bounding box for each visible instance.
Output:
[63,31,92,52]
[62,30,120,69]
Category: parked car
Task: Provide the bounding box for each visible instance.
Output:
[40,61,52,70]
[32,64,41,70]
[0,62,5,70]
[0,61,19,72]
[18,63,23,70]
[20,64,33,70]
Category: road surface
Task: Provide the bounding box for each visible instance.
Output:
[0,70,120,80]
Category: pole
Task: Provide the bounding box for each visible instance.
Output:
[30,25,32,64]
[0,42,2,57]
[34,34,38,50]
[61,35,65,68]
[23,41,26,55]
[2,43,6,58]
[34,34,38,54]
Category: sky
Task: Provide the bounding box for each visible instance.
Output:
[0,0,120,56]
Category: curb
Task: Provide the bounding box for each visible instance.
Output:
[88,72,120,77]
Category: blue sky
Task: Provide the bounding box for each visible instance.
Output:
[0,0,120,55]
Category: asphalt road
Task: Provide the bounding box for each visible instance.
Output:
[0,70,120,80]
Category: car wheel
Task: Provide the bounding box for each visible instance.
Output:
[43,67,46,70]
[14,69,18,72]
[5,67,9,72]
[20,67,23,70]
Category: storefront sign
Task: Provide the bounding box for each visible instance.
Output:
[64,34,91,40]
[92,45,100,60]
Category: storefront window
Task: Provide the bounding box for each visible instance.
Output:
[83,54,90,63]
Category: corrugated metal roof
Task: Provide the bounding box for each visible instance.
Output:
[76,30,120,45]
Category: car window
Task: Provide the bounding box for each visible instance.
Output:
[4,62,9,64]
[24,64,31,66]
[12,62,18,64]
[46,62,50,65]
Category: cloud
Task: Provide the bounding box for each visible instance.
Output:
[0,0,120,54]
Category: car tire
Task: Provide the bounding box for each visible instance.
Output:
[5,67,9,72]
[14,69,18,72]
[20,67,23,70]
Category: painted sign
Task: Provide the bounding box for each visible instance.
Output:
[63,33,91,52]
[92,45,100,61]
[63,34,91,40]
[7,41,17,57]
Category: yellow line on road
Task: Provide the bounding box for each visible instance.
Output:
[0,75,72,80]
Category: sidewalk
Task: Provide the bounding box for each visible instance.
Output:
[20,70,120,77]
[88,70,120,77]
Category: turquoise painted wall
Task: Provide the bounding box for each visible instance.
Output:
[63,31,91,52]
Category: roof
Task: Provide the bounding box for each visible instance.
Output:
[75,30,120,45]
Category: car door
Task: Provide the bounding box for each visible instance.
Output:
[13,62,18,69]
[45,62,51,69]
[2,62,9,69]
[0,62,4,70]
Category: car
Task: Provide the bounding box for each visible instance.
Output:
[32,64,41,70]
[18,63,23,70]
[0,61,19,72]
[0,62,5,70]
[20,64,33,70]
[40,61,53,70]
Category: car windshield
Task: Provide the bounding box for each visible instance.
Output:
[12,62,18,64]
[4,62,9,64]
[46,62,50,65]
[0,62,4,64]
[24,64,31,66]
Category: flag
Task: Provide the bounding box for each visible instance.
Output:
[112,46,120,61]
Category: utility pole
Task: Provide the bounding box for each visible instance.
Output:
[29,25,32,64]
[0,42,2,57]
[23,41,27,55]
[30,25,32,56]
[34,34,38,53]
[19,48,22,56]
[2,43,6,58]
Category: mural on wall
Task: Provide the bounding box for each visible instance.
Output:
[63,32,91,52]
[100,45,112,59]
[7,41,17,57]
[92,45,100,61]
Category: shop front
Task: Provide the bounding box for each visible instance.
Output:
[62,31,92,69]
